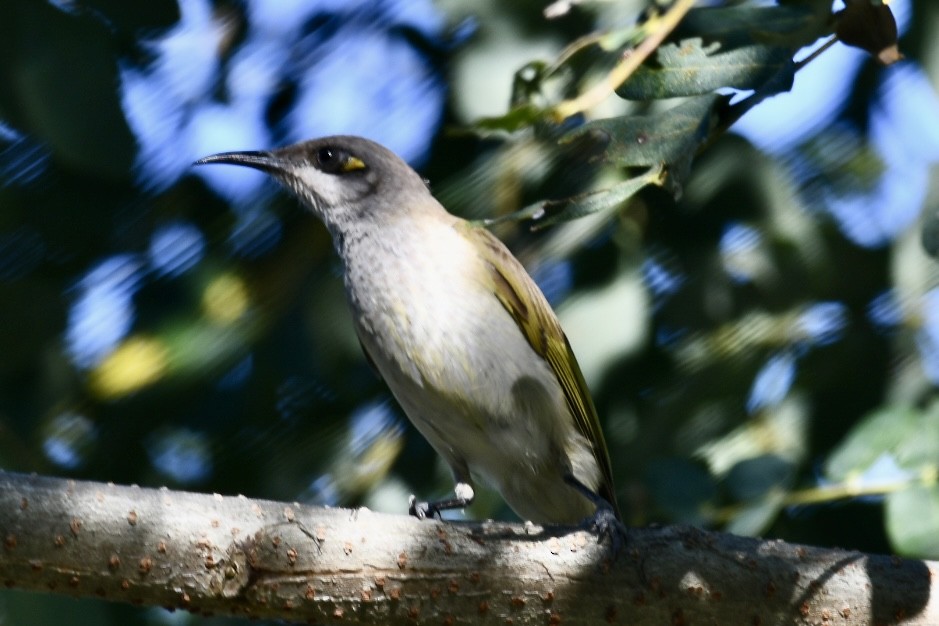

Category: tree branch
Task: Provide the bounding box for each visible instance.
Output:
[0,471,936,624]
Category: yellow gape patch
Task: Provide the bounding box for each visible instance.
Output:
[341,156,367,172]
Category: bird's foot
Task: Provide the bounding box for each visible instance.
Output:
[564,474,627,554]
[408,482,474,520]
[582,499,628,556]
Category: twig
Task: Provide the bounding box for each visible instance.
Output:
[551,0,697,121]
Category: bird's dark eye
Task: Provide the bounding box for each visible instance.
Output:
[314,146,366,175]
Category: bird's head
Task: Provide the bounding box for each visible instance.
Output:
[195,135,432,236]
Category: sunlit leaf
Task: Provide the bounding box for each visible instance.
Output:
[485,165,664,230]
[88,335,170,399]
[886,487,939,559]
[616,38,795,100]
[824,406,939,482]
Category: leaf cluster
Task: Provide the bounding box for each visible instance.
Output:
[470,0,899,229]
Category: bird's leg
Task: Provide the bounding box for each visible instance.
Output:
[409,482,475,520]
[564,474,627,552]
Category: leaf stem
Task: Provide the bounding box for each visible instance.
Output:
[551,0,697,122]
[794,35,839,72]
[710,467,939,525]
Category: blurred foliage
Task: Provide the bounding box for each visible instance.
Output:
[1,0,939,624]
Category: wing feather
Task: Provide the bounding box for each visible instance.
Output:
[461,222,620,518]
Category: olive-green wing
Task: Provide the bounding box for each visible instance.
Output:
[461,222,620,518]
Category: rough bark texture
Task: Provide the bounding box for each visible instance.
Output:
[0,470,936,625]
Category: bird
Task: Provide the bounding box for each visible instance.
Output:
[195,135,621,529]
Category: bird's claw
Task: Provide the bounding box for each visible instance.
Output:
[583,501,628,556]
[408,495,440,520]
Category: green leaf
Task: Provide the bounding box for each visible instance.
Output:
[614,3,830,102]
[675,4,833,50]
[725,454,796,502]
[510,61,549,107]
[1,1,136,178]
[483,165,664,230]
[886,487,939,558]
[472,104,545,135]
[645,457,717,525]
[616,38,795,100]
[564,93,726,167]
[725,493,787,537]
[824,406,939,481]
[720,455,795,536]
[563,93,727,194]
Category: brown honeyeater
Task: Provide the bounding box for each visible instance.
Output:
[196,136,621,530]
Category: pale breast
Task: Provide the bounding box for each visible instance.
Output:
[340,218,578,481]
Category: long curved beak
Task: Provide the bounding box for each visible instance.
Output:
[193,150,284,173]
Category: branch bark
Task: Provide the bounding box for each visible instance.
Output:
[0,471,936,625]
